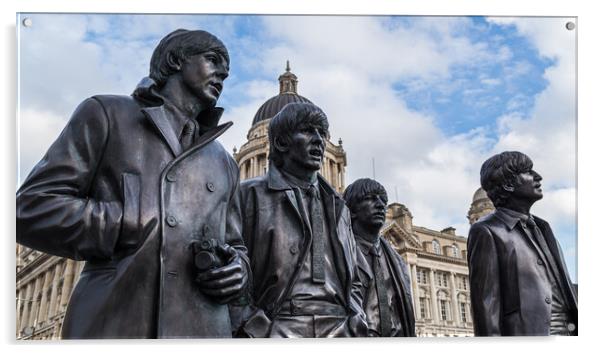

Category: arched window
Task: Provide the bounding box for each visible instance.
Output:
[451,244,459,258]
[437,290,451,322]
[432,239,441,255]
[458,293,471,323]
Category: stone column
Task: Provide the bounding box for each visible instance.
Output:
[48,263,61,318]
[74,261,85,284]
[450,272,459,326]
[60,260,75,309]
[429,269,439,325]
[28,276,42,328]
[411,265,420,316]
[19,282,33,332]
[340,163,345,191]
[38,270,53,324]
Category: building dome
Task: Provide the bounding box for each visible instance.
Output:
[472,187,489,202]
[251,61,313,125]
[252,94,313,125]
[234,61,347,193]
[467,187,495,225]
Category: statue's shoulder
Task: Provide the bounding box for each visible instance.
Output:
[90,94,138,107]
[240,175,268,192]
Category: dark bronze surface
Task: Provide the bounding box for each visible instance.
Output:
[344,178,416,337]
[468,151,577,336]
[16,29,249,339]
[233,102,367,337]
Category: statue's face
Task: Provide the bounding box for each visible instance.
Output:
[180,50,229,106]
[285,125,326,172]
[511,168,543,202]
[353,193,387,231]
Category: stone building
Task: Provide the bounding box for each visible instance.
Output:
[15,61,496,339]
[467,187,495,225]
[16,245,83,339]
[233,61,347,193]
[382,203,473,336]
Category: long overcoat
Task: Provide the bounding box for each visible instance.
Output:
[16,81,247,338]
[235,165,366,337]
[467,210,578,336]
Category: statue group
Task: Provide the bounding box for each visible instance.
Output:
[16,29,577,338]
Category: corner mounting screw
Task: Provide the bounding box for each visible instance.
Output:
[566,21,575,30]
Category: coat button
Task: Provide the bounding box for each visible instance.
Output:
[289,245,298,254]
[206,182,215,192]
[567,323,576,332]
[166,171,177,182]
[545,297,551,304]
[166,215,178,227]
[537,259,544,266]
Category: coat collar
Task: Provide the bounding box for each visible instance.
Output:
[133,77,225,157]
[493,207,530,230]
[267,162,339,198]
[355,234,381,257]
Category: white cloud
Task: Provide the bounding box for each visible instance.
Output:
[219,16,505,238]
[17,108,68,183]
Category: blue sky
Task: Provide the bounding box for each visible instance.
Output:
[17,14,577,280]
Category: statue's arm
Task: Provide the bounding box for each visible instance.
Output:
[16,97,123,261]
[467,224,502,336]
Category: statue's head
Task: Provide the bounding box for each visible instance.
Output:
[149,29,230,106]
[343,178,388,233]
[480,151,543,208]
[268,102,329,174]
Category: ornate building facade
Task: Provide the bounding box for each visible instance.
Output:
[15,62,497,339]
[16,245,83,339]
[382,203,473,336]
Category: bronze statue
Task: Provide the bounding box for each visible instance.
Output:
[16,29,250,338]
[467,151,577,336]
[343,178,416,337]
[234,102,367,337]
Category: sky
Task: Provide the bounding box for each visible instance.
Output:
[16,14,577,281]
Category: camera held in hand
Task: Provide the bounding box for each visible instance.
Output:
[192,238,223,272]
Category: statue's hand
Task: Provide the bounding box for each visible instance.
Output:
[195,244,248,304]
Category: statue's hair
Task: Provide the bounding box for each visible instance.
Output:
[343,178,388,212]
[268,102,329,167]
[149,29,229,87]
[480,151,533,207]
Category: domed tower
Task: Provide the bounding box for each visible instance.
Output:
[467,187,495,225]
[233,62,347,193]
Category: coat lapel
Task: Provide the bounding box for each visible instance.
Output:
[320,179,351,290]
[142,105,182,157]
[267,165,308,232]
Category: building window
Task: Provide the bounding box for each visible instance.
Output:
[460,302,467,322]
[417,268,428,285]
[451,244,459,258]
[432,240,441,255]
[419,297,427,319]
[458,276,468,290]
[440,300,448,321]
[437,272,448,287]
